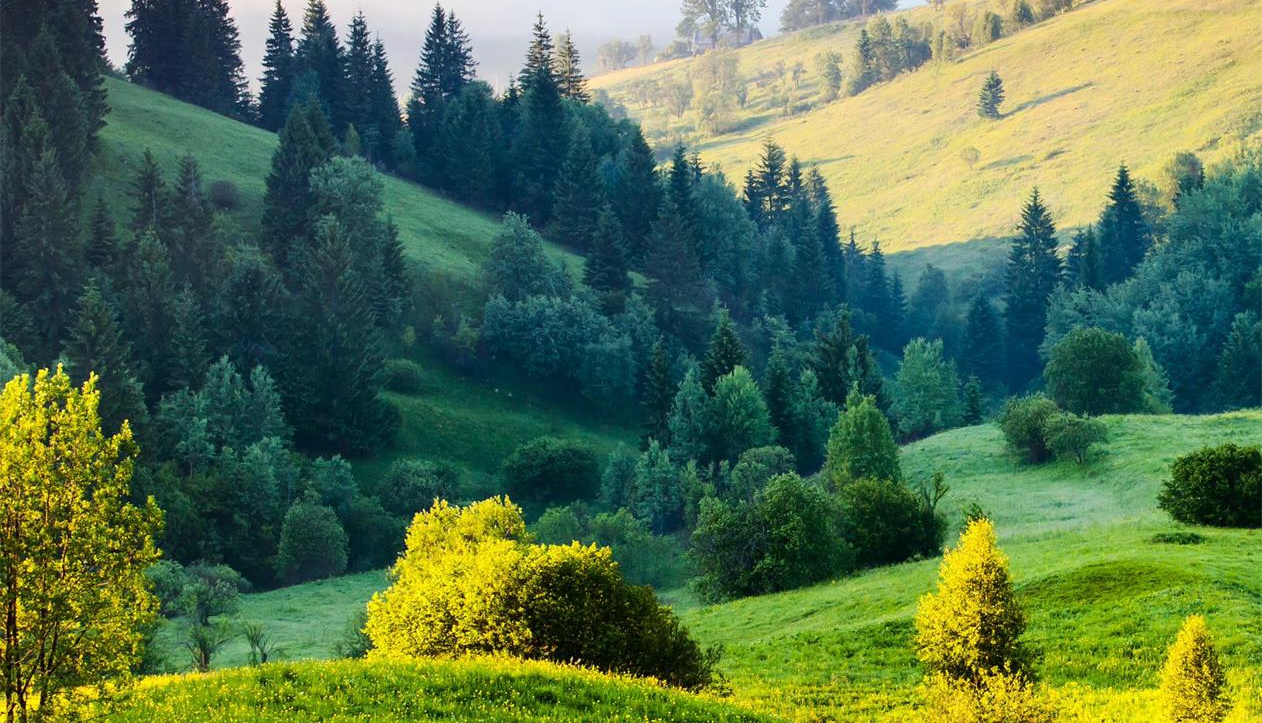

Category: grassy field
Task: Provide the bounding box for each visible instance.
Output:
[592,0,1262,252]
[157,410,1262,720]
[99,658,780,723]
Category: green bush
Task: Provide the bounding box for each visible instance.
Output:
[1042,412,1108,464]
[342,495,404,570]
[380,359,424,394]
[825,389,902,486]
[502,437,600,504]
[1044,328,1146,415]
[533,505,686,590]
[837,478,945,568]
[727,446,795,500]
[997,394,1061,463]
[275,496,350,584]
[377,459,462,517]
[365,498,714,689]
[1158,444,1261,528]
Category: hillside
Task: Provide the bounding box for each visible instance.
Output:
[89,78,637,478]
[186,411,1262,720]
[98,658,779,723]
[592,0,1262,251]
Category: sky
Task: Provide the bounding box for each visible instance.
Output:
[97,0,799,96]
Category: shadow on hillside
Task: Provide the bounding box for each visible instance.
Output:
[984,154,1034,170]
[1005,82,1095,116]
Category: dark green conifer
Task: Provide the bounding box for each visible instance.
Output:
[583,206,632,305]
[1005,188,1062,388]
[1097,164,1151,285]
[13,148,82,356]
[258,0,296,131]
[960,295,1004,386]
[122,232,178,402]
[62,281,147,434]
[295,0,346,131]
[368,38,400,165]
[611,127,662,261]
[168,285,210,391]
[87,194,118,270]
[519,12,557,93]
[130,148,167,235]
[1066,225,1103,290]
[511,16,569,222]
[962,374,984,425]
[550,123,604,249]
[556,31,589,102]
[763,345,795,443]
[701,308,748,394]
[642,338,675,445]
[262,100,335,271]
[168,154,217,291]
[977,69,1005,119]
[437,82,503,204]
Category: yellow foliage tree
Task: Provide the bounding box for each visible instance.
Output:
[1160,615,1231,723]
[914,518,1029,682]
[1,368,161,721]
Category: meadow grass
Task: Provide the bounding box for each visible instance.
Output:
[592,0,1262,252]
[99,657,781,722]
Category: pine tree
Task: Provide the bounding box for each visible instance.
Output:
[667,367,712,464]
[262,100,336,272]
[1210,311,1261,411]
[550,124,604,248]
[122,232,178,402]
[864,240,901,349]
[556,31,590,102]
[701,308,748,395]
[808,167,845,302]
[1097,164,1151,285]
[644,198,705,324]
[790,220,833,324]
[437,82,502,204]
[642,339,675,446]
[611,127,661,261]
[125,0,247,117]
[520,12,557,94]
[217,244,292,371]
[977,70,1005,119]
[407,4,475,176]
[1066,225,1102,290]
[167,154,216,291]
[962,375,984,425]
[295,0,346,131]
[961,295,1005,386]
[843,230,866,305]
[845,29,877,95]
[168,285,210,391]
[1159,616,1230,723]
[667,146,700,244]
[743,139,787,229]
[62,281,147,434]
[583,206,632,305]
[809,307,885,409]
[512,14,569,222]
[13,148,82,357]
[130,148,167,236]
[258,0,296,132]
[343,11,376,153]
[86,194,118,270]
[1005,188,1062,389]
[762,345,795,445]
[368,38,400,166]
[1,79,51,258]
[887,271,907,347]
[25,32,88,193]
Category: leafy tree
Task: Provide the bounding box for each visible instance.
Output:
[710,367,776,463]
[1097,164,1152,286]
[997,393,1060,464]
[550,123,604,249]
[503,437,600,504]
[1042,412,1107,464]
[1159,616,1231,723]
[275,493,350,584]
[483,212,570,300]
[976,70,1005,119]
[1044,328,1145,415]
[679,0,728,48]
[915,518,1030,682]
[631,440,686,534]
[62,283,147,435]
[1005,188,1062,388]
[258,0,296,131]
[1,367,160,718]
[692,474,853,601]
[378,458,462,517]
[892,338,962,441]
[838,478,944,567]
[1158,444,1260,529]
[727,445,795,500]
[824,387,901,487]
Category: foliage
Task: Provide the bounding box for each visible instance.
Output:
[378,459,462,517]
[365,498,713,689]
[1159,615,1230,723]
[1045,328,1146,416]
[710,366,776,463]
[892,338,962,441]
[1042,412,1108,464]
[275,494,350,585]
[837,478,945,568]
[915,519,1031,683]
[502,437,600,504]
[825,388,902,487]
[977,70,1005,119]
[997,394,1061,464]
[1158,444,1261,529]
[920,667,1055,723]
[380,359,424,394]
[0,368,160,717]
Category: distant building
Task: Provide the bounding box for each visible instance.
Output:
[689,26,763,54]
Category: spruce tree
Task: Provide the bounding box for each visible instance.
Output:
[1066,225,1102,290]
[1097,164,1151,285]
[295,0,346,131]
[762,345,795,447]
[62,281,147,434]
[168,285,210,391]
[437,82,502,204]
[126,0,247,117]
[791,222,833,324]
[343,11,376,154]
[583,206,632,305]
[642,338,675,446]
[643,198,705,325]
[130,148,167,235]
[122,232,178,403]
[408,4,475,175]
[25,32,88,193]
[808,167,845,302]
[976,70,1004,119]
[1210,311,1261,411]
[520,12,557,94]
[368,38,401,166]
[512,22,569,222]
[262,100,336,272]
[667,146,700,243]
[550,123,604,249]
[962,375,984,425]
[167,154,217,291]
[556,31,590,103]
[258,0,296,132]
[1,79,50,256]
[845,29,877,96]
[86,194,118,270]
[1005,188,1062,389]
[611,127,661,261]
[809,307,884,409]
[743,139,787,230]
[701,308,748,395]
[13,148,82,357]
[961,295,1005,386]
[217,245,292,371]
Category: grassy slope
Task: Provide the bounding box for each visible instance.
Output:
[100,658,780,723]
[92,78,636,478]
[592,0,1262,252]
[190,411,1262,720]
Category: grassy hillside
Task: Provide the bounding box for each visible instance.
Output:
[593,0,1262,251]
[100,658,779,723]
[182,411,1262,720]
[91,77,637,478]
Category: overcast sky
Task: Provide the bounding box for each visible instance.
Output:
[97,0,804,95]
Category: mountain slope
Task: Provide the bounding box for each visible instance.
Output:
[593,0,1262,251]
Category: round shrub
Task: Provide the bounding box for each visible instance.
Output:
[837,478,944,568]
[502,437,600,504]
[1044,328,1145,416]
[275,496,350,584]
[380,359,424,394]
[207,180,240,210]
[727,445,795,500]
[997,394,1061,464]
[1158,443,1261,528]
[377,459,462,517]
[1042,412,1108,464]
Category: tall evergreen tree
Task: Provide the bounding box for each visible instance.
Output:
[1,79,51,262]
[743,139,787,230]
[1210,311,1261,411]
[295,0,347,131]
[86,194,118,270]
[976,70,1004,119]
[258,0,296,132]
[808,167,845,302]
[407,4,476,177]
[1066,225,1103,290]
[125,0,248,117]
[167,154,217,291]
[791,221,833,324]
[512,15,569,222]
[1097,164,1151,285]
[437,82,503,204]
[556,31,590,102]
[168,285,210,391]
[62,281,147,434]
[24,32,89,192]
[701,308,748,394]
[642,338,675,445]
[13,147,82,358]
[550,123,604,248]
[129,148,167,235]
[583,206,632,305]
[810,307,885,409]
[342,11,376,153]
[762,345,795,444]
[262,100,336,272]
[611,127,661,261]
[368,38,401,165]
[960,295,1004,386]
[122,232,178,403]
[644,198,705,323]
[519,12,557,94]
[1005,188,1062,388]
[217,245,292,371]
[845,29,877,95]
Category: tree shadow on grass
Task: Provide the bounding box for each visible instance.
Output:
[1005,82,1095,117]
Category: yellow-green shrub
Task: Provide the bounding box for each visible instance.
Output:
[921,667,1055,723]
[1159,615,1231,723]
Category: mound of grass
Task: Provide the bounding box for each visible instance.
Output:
[593,0,1262,251]
[102,658,778,723]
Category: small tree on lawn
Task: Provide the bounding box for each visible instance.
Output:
[977,70,1005,119]
[1159,615,1230,723]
